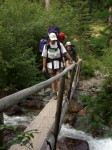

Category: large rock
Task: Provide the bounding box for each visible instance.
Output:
[68,100,83,113]
[69,114,78,127]
[69,107,89,131]
[57,137,90,150]
[4,105,23,116]
[25,100,44,109]
[78,77,104,95]
[4,128,15,143]
[78,107,87,116]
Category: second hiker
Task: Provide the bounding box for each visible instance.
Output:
[42,33,74,100]
[65,41,80,78]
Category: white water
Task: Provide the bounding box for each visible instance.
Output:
[4,114,112,150]
[4,113,36,126]
[58,124,112,150]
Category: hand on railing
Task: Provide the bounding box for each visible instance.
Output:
[69,60,76,64]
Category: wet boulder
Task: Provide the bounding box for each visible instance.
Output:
[4,105,23,116]
[25,100,44,109]
[57,137,90,150]
[4,127,16,143]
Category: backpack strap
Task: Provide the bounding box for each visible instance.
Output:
[57,41,62,69]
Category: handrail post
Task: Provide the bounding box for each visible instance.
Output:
[67,65,76,100]
[70,60,82,100]
[0,111,4,147]
[73,62,80,88]
[53,76,65,150]
[77,60,82,81]
[74,60,82,88]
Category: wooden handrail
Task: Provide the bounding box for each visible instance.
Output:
[0,59,82,149]
[0,61,81,112]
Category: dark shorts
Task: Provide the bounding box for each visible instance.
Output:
[47,68,63,75]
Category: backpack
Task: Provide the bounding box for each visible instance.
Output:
[58,32,66,44]
[39,39,48,53]
[48,26,60,36]
[39,26,60,53]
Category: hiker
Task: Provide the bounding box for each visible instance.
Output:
[39,26,66,53]
[65,41,80,78]
[42,33,74,99]
[58,32,66,44]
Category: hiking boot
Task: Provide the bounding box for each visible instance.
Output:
[53,92,57,100]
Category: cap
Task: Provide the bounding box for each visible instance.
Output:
[49,33,57,41]
[66,41,72,46]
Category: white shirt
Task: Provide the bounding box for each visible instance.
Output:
[42,42,67,69]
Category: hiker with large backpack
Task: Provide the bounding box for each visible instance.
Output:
[42,33,74,100]
[48,26,66,44]
[65,41,80,78]
[39,26,66,53]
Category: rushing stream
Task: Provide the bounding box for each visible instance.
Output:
[4,113,36,126]
[3,114,112,150]
[58,124,112,150]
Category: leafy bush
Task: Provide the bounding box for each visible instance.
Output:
[0,0,46,89]
[0,125,38,150]
[90,36,108,55]
[0,0,111,90]
[81,61,94,77]
[81,74,112,131]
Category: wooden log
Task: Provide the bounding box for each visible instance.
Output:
[0,63,78,112]
[0,112,4,147]
[53,76,65,150]
[67,66,76,100]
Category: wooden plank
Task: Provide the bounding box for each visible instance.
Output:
[9,99,57,150]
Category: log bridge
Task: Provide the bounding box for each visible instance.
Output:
[0,59,82,150]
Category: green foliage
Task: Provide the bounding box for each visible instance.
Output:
[81,74,112,131]
[90,36,108,55]
[0,0,46,89]
[81,60,95,77]
[95,10,109,21]
[99,50,112,74]
[0,0,111,90]
[0,125,38,150]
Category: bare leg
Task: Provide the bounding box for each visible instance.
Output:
[51,73,57,94]
[56,69,62,92]
[68,71,71,79]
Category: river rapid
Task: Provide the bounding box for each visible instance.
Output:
[4,114,112,150]
[59,124,112,150]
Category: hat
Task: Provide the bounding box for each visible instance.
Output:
[66,41,72,46]
[49,33,57,41]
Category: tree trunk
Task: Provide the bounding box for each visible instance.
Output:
[45,0,50,10]
[109,6,112,26]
